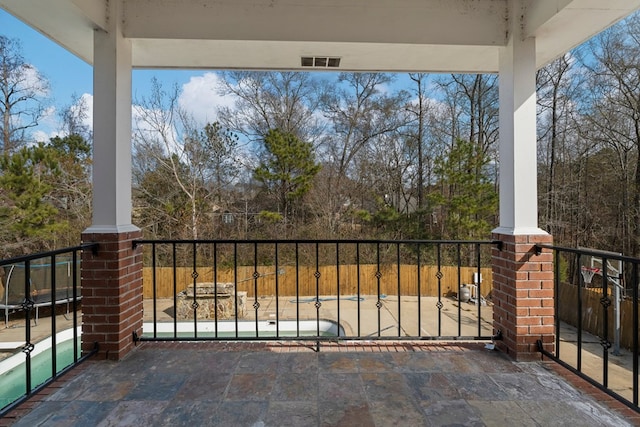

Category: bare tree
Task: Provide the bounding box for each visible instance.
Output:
[217,71,324,144]
[0,35,49,154]
[133,78,240,240]
[536,54,584,239]
[359,129,415,215]
[581,14,640,255]
[59,93,92,142]
[317,72,409,232]
[435,74,498,160]
[407,73,429,210]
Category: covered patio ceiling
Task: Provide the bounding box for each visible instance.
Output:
[2,0,640,73]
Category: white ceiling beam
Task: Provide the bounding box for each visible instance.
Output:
[522,0,573,38]
[132,39,498,73]
[0,0,106,63]
[524,0,640,67]
[72,0,108,30]
[122,0,507,46]
[524,0,637,39]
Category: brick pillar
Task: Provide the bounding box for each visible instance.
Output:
[81,230,143,360]
[492,233,554,361]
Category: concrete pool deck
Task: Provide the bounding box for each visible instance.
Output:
[144,295,494,338]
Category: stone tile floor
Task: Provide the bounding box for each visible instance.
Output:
[2,341,639,426]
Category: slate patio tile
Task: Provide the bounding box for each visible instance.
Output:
[272,372,318,401]
[123,372,186,401]
[318,372,366,403]
[360,372,412,401]
[319,400,375,427]
[419,399,484,427]
[368,398,429,427]
[209,401,269,425]
[173,372,232,401]
[96,400,168,427]
[405,372,462,401]
[225,373,276,401]
[264,401,318,427]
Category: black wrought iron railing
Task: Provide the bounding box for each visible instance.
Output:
[135,239,501,344]
[0,243,99,416]
[535,243,640,413]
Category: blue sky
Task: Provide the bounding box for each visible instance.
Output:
[1,10,92,106]
[1,9,235,141]
[1,9,213,103]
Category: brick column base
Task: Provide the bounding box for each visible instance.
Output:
[492,233,554,361]
[81,229,143,360]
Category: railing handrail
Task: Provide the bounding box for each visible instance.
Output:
[134,238,502,246]
[539,243,640,413]
[0,243,97,416]
[138,239,498,344]
[535,243,640,264]
[0,243,98,267]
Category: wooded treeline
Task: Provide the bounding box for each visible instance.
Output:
[2,12,640,258]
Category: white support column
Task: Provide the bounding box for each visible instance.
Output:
[494,17,546,236]
[81,3,143,361]
[491,3,555,360]
[86,2,137,233]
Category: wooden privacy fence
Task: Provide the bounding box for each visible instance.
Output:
[143,265,493,299]
[558,281,637,350]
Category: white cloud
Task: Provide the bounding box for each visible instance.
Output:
[31,129,62,143]
[178,72,236,124]
[20,64,50,97]
[29,93,94,142]
[40,105,58,127]
[27,106,59,143]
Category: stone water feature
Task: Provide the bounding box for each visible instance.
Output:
[177,282,247,320]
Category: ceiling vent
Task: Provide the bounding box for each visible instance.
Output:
[301,57,341,68]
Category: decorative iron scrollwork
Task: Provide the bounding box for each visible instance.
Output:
[21,298,35,312]
[600,339,612,350]
[599,296,611,308]
[22,343,35,354]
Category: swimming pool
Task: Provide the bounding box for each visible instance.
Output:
[142,319,345,338]
[0,327,80,410]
